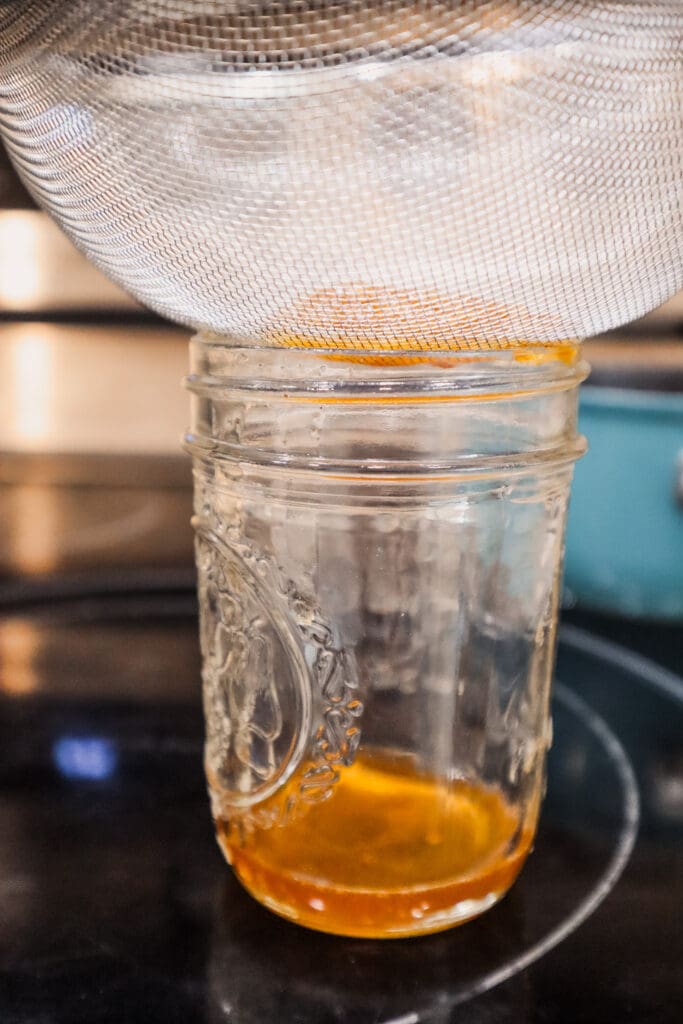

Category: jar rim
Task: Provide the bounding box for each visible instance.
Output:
[186,334,587,484]
[188,335,588,403]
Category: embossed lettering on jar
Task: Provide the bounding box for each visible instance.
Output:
[186,340,587,938]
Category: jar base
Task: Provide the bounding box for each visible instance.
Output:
[214,748,534,939]
[224,857,529,939]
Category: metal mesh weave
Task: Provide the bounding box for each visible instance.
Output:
[0,1,681,350]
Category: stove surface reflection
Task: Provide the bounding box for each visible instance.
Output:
[0,592,681,1024]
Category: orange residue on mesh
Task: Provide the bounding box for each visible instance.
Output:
[267,285,578,367]
[216,749,534,939]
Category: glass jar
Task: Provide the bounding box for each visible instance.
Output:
[186,338,587,938]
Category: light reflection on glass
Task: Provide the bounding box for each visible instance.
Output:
[9,328,54,447]
[52,736,117,781]
[0,211,42,306]
[6,485,60,576]
[651,755,683,824]
[0,619,38,695]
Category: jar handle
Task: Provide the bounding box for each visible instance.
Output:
[195,523,362,828]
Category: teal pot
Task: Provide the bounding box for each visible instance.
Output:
[564,379,683,621]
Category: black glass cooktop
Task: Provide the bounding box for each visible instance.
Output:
[0,591,681,1024]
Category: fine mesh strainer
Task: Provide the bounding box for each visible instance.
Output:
[0,1,681,351]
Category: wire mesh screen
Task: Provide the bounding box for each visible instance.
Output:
[0,2,681,350]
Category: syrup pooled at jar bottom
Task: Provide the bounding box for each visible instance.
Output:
[215,749,536,938]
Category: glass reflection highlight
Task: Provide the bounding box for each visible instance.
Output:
[53,737,117,781]
[0,211,41,306]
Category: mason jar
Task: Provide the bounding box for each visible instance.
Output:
[185,337,587,938]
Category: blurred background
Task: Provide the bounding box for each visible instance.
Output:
[0,138,681,667]
[0,140,192,585]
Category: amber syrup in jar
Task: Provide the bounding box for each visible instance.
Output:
[216,750,534,938]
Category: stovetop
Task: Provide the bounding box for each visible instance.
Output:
[0,588,681,1024]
